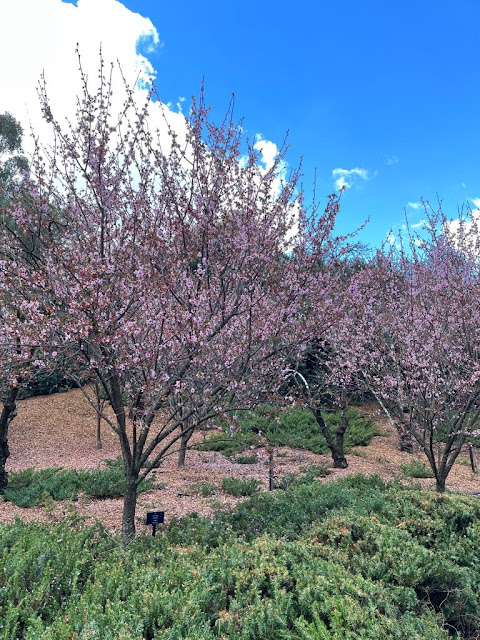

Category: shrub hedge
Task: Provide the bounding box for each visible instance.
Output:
[196,405,379,458]
[0,476,479,638]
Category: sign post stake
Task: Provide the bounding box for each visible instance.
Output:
[146,511,165,536]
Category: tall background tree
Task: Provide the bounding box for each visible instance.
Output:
[0,111,31,489]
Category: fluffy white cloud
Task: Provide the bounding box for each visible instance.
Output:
[470,198,480,209]
[331,167,369,191]
[0,0,163,151]
[407,201,422,211]
[254,135,282,173]
[0,0,297,239]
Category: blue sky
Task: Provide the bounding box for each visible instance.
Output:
[124,0,480,246]
[2,0,480,247]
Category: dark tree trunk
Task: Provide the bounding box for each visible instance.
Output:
[95,384,103,449]
[435,474,446,493]
[122,475,138,542]
[399,423,414,454]
[469,443,478,473]
[312,406,348,469]
[96,411,103,450]
[177,424,193,468]
[0,385,19,491]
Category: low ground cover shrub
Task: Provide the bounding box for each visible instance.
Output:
[221,476,260,496]
[1,461,156,507]
[234,453,258,464]
[188,481,217,497]
[195,405,379,458]
[1,476,479,638]
[402,459,435,478]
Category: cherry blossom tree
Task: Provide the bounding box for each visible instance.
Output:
[343,212,480,491]
[0,60,344,539]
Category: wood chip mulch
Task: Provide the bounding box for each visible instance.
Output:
[0,390,478,534]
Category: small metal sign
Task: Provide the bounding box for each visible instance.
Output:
[146,511,164,536]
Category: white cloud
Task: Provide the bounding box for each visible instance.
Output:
[0,0,298,239]
[254,135,282,173]
[0,0,163,152]
[331,167,369,191]
[470,198,480,209]
[386,155,399,165]
[407,201,422,211]
[411,220,426,229]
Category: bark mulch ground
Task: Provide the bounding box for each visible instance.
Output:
[0,389,478,535]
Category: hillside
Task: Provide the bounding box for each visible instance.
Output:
[0,389,478,533]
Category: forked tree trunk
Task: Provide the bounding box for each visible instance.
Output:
[370,391,414,454]
[0,385,19,491]
[435,474,446,493]
[312,406,348,469]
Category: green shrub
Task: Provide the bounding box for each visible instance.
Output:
[402,459,435,478]
[234,453,258,464]
[198,405,379,459]
[2,462,155,507]
[221,476,260,496]
[194,431,258,457]
[299,463,330,478]
[4,477,480,638]
[274,464,330,491]
[273,472,297,490]
[188,481,217,497]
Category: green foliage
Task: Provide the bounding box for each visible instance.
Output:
[2,462,155,507]
[188,481,217,497]
[234,453,258,464]
[402,459,435,478]
[3,477,480,638]
[0,111,28,191]
[197,405,379,459]
[18,370,77,399]
[221,476,260,496]
[195,431,258,457]
[299,463,331,480]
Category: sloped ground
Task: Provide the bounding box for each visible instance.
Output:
[0,389,478,534]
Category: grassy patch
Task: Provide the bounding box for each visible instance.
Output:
[401,459,435,478]
[234,454,258,464]
[188,482,217,497]
[221,476,260,497]
[196,405,379,459]
[2,461,156,507]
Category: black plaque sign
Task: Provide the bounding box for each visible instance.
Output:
[146,511,165,536]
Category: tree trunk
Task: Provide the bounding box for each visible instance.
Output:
[469,443,478,474]
[312,406,348,469]
[177,424,193,468]
[122,476,138,542]
[96,411,103,450]
[398,419,414,453]
[435,474,446,493]
[0,385,19,491]
[268,446,274,490]
[371,391,414,454]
